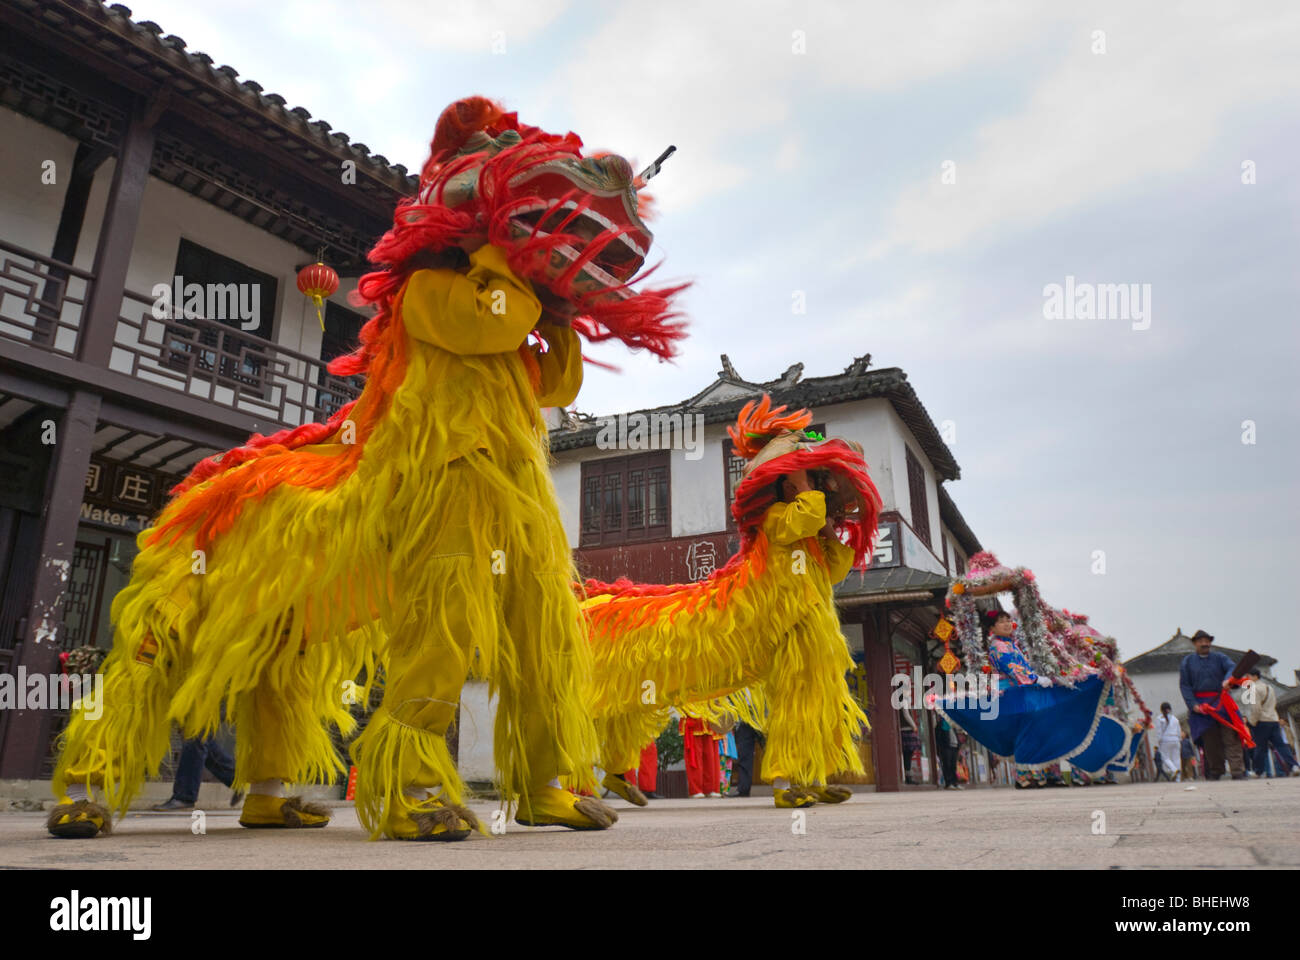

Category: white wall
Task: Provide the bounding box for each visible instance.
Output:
[1130,671,1188,722]
[820,398,900,514]
[551,453,584,545]
[671,422,730,536]
[842,622,864,654]
[939,527,965,575]
[0,108,77,255]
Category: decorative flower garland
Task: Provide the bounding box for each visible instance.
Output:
[947,552,1067,682]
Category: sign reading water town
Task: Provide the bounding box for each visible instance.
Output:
[80,457,178,532]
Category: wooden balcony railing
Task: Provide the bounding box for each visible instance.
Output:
[0,237,362,427]
[113,287,361,427]
[0,237,91,356]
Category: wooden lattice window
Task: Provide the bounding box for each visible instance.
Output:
[580,451,670,547]
[65,540,108,650]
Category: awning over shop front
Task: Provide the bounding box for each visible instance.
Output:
[834,565,953,607]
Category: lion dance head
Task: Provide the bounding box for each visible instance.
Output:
[338,95,688,377]
[727,395,883,568]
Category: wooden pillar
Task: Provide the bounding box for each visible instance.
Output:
[0,390,101,778]
[864,606,901,791]
[34,143,112,347]
[51,143,111,266]
[76,95,159,368]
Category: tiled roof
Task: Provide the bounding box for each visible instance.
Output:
[551,357,961,481]
[833,564,953,601]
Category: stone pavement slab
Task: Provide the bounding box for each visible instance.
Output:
[1,778,1296,869]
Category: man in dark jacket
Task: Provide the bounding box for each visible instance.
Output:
[732,721,762,797]
[1178,630,1249,780]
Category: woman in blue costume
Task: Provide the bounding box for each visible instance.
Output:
[986,612,1051,787]
[938,611,1112,785]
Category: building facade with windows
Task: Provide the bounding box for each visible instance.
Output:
[548,353,987,791]
[0,0,415,778]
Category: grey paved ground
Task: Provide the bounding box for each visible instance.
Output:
[2,777,1297,869]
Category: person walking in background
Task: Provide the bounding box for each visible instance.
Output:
[718,727,737,795]
[955,736,971,786]
[681,715,721,798]
[151,733,241,811]
[1179,629,1251,780]
[732,720,762,797]
[1153,702,1182,782]
[623,741,659,800]
[1180,730,1197,781]
[1243,669,1296,777]
[900,706,922,785]
[936,714,961,790]
[1272,722,1300,776]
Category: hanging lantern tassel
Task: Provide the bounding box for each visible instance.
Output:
[932,616,960,674]
[297,261,339,331]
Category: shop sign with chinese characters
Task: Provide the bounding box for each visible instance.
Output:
[81,457,176,533]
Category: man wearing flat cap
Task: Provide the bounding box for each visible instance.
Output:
[1178,630,1249,780]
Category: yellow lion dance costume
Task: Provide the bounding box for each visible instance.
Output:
[48,97,685,841]
[583,397,882,808]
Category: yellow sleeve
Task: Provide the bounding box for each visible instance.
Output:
[533,322,584,407]
[399,245,542,355]
[761,490,828,546]
[821,536,856,585]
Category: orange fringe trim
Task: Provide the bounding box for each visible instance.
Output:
[149,311,411,551]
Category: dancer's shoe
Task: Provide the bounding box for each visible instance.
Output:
[516,785,618,830]
[385,795,477,841]
[804,784,852,803]
[238,794,330,828]
[601,773,649,806]
[47,800,112,838]
[774,787,816,808]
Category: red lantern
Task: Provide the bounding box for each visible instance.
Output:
[297,261,339,330]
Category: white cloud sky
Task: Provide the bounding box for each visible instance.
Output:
[869,4,1300,256]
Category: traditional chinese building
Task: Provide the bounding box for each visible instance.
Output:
[546,353,987,791]
[0,0,416,777]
